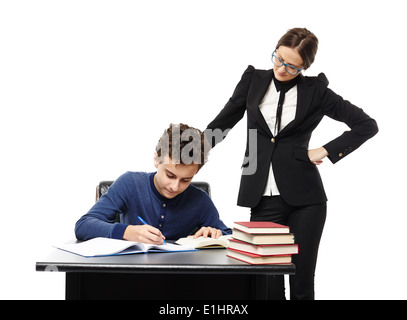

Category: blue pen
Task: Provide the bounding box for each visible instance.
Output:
[137,216,167,244]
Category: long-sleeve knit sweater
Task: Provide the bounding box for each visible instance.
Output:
[75,171,231,241]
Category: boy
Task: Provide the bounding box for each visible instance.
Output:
[75,123,231,244]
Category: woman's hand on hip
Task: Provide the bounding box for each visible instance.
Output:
[308,147,329,165]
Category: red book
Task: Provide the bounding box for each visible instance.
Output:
[232,228,294,245]
[233,221,290,234]
[227,248,292,265]
[229,239,298,256]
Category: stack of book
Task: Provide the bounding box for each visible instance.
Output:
[227,221,298,265]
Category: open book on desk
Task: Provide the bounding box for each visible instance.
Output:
[175,235,232,249]
[54,237,196,258]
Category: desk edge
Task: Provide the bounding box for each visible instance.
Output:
[36,261,296,275]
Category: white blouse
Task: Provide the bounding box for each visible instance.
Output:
[258,79,298,196]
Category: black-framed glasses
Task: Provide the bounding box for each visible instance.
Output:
[271,50,303,75]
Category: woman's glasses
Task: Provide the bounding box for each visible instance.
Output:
[271,51,303,75]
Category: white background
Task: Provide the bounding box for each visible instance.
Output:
[1,0,406,300]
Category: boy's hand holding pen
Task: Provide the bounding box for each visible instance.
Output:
[122,216,167,244]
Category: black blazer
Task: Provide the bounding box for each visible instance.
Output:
[207,65,378,208]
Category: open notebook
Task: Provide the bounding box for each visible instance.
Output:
[54,237,196,258]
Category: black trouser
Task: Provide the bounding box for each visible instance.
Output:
[251,196,327,300]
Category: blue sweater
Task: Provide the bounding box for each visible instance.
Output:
[75,171,232,241]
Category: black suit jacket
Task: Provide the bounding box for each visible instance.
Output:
[207,66,378,208]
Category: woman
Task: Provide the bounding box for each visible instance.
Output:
[206,28,378,300]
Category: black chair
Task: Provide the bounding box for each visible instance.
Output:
[95,180,211,223]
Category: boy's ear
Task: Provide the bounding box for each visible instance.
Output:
[154,152,159,169]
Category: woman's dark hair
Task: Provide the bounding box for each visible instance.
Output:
[276,28,318,70]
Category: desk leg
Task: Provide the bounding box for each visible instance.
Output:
[253,274,286,300]
[66,273,82,300]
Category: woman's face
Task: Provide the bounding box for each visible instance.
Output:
[273,46,304,82]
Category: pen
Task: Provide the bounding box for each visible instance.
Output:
[137,216,167,244]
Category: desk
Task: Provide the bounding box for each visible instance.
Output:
[36,246,295,300]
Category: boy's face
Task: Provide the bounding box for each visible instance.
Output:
[154,155,199,199]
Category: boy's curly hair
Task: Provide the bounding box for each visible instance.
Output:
[155,123,210,171]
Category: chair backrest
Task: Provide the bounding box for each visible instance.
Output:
[95,180,211,201]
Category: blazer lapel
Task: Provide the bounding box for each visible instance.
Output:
[294,76,314,127]
[248,69,274,137]
[278,75,315,136]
